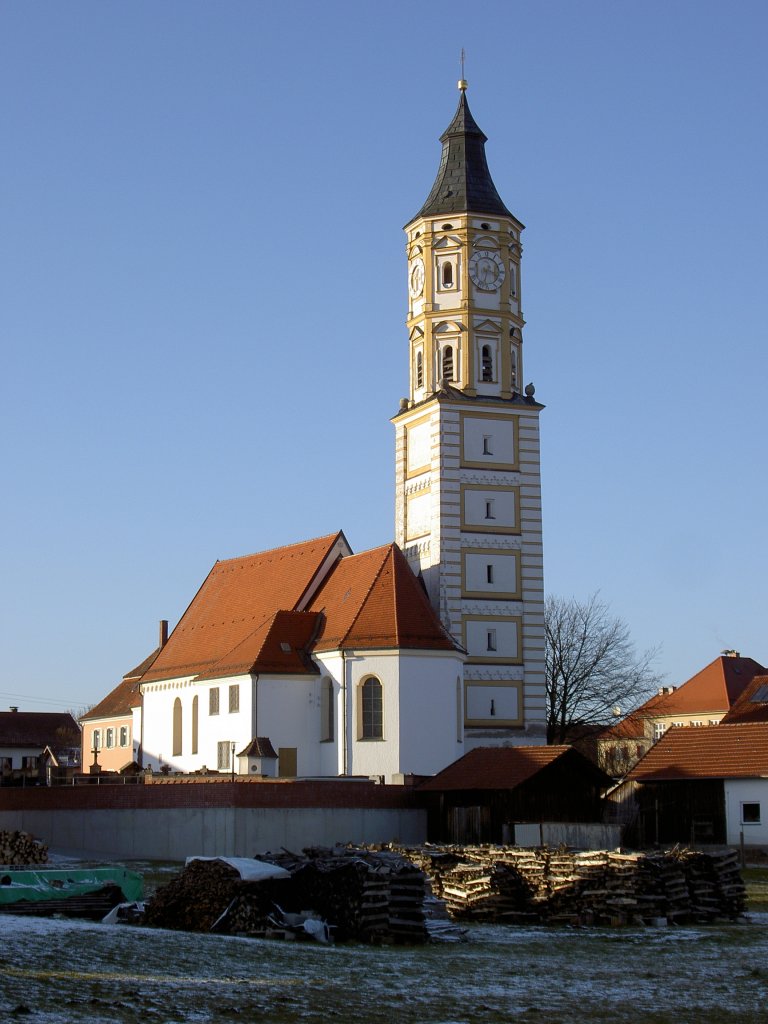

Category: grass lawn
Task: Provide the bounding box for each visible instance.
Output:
[744,867,768,911]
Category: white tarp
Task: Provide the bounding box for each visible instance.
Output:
[185,856,290,880]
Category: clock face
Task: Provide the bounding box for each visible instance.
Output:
[409,258,425,298]
[469,250,505,291]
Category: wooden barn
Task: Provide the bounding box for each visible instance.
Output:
[611,721,768,848]
[419,745,611,844]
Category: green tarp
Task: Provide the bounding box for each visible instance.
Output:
[0,867,143,905]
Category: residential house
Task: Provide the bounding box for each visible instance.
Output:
[0,709,80,784]
[597,653,765,777]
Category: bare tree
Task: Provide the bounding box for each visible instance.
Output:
[545,593,661,744]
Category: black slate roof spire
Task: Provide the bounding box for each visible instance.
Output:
[410,86,513,222]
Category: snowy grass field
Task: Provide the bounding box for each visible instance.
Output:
[1,912,767,1024]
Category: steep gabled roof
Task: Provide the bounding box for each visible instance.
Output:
[309,544,456,652]
[627,722,768,782]
[139,533,347,683]
[419,745,608,791]
[721,674,768,724]
[80,675,141,721]
[0,711,80,750]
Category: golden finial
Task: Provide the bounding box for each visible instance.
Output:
[458,48,468,91]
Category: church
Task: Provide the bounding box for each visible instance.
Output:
[81,80,546,782]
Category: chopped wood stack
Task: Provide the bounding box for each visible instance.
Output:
[0,830,47,866]
[144,846,436,944]
[392,845,746,926]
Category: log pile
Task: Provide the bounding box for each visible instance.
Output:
[144,846,438,944]
[0,830,47,866]
[393,845,746,926]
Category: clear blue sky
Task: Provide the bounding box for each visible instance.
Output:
[2,0,766,713]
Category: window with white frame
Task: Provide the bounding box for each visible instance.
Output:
[105,728,114,749]
[653,722,667,741]
[119,725,129,747]
[92,729,101,751]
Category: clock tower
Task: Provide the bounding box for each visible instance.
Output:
[393,81,546,746]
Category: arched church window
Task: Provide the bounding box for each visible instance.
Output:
[481,345,493,381]
[416,350,423,389]
[360,677,383,740]
[442,346,454,382]
[172,697,182,757]
[442,261,454,288]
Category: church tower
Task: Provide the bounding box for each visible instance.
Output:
[393,81,546,746]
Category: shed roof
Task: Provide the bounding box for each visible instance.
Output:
[627,722,768,782]
[419,745,608,792]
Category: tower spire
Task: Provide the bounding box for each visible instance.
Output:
[409,82,512,221]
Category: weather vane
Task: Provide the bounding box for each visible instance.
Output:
[459,48,467,91]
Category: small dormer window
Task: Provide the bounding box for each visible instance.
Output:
[481,345,493,381]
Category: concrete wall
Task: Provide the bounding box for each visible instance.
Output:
[0,805,426,861]
[0,778,426,861]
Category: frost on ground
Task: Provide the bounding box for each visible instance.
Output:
[1,914,767,1024]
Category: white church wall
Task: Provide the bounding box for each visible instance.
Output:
[257,674,325,777]
[397,650,465,777]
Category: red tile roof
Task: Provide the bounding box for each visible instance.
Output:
[131,535,456,691]
[80,675,141,721]
[0,712,80,750]
[627,722,768,781]
[600,656,765,738]
[309,544,456,652]
[720,675,768,725]
[419,745,603,791]
[139,533,347,683]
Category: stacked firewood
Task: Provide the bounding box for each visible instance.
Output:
[144,846,434,944]
[391,845,746,926]
[0,830,47,865]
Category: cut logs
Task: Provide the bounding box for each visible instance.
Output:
[394,844,747,926]
[144,846,445,944]
[0,830,48,866]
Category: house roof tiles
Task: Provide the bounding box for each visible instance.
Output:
[720,675,768,725]
[627,722,768,781]
[419,745,603,791]
[80,676,141,721]
[131,535,457,691]
[599,656,765,739]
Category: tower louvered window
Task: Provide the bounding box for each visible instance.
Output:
[481,345,493,381]
[442,261,454,288]
[442,346,454,381]
[416,350,424,389]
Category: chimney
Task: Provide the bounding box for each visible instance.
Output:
[721,649,740,658]
[9,706,18,713]
[159,620,169,648]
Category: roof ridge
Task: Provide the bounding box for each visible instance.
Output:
[213,531,343,567]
